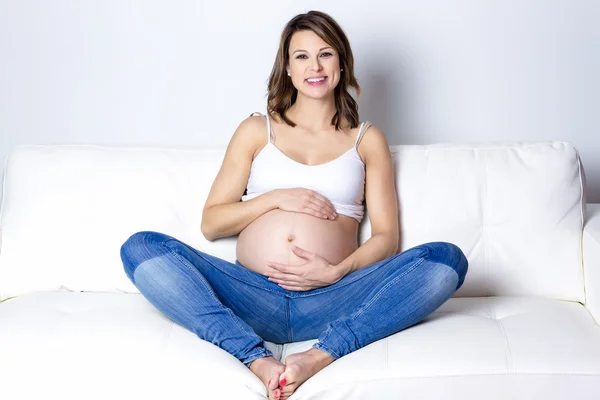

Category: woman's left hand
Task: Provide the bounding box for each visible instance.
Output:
[266,245,347,291]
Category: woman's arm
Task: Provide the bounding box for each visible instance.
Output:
[334,125,399,276]
[201,116,276,241]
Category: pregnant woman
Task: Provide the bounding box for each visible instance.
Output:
[121,10,468,400]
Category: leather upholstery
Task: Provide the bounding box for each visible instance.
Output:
[0,142,597,399]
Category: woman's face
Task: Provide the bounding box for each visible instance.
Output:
[286,30,342,100]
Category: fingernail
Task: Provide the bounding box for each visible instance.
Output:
[279,378,287,386]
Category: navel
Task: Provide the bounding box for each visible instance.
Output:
[287,235,295,242]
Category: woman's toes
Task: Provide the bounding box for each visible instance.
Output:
[268,375,281,399]
[279,386,295,400]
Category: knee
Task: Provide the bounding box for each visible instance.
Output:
[120,231,173,282]
[421,241,469,290]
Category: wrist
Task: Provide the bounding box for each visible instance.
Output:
[265,189,280,210]
[333,261,354,279]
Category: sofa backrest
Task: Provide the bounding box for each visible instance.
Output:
[0,142,586,301]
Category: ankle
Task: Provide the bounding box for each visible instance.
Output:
[307,348,335,364]
[249,355,276,371]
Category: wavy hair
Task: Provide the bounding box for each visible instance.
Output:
[267,11,361,130]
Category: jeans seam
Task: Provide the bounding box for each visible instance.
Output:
[313,341,341,359]
[286,297,293,342]
[243,348,274,367]
[352,257,427,321]
[317,326,334,349]
[161,242,260,339]
[166,239,286,297]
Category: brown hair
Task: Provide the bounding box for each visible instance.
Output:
[267,11,361,130]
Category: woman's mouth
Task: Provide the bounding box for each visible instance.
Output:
[305,76,327,86]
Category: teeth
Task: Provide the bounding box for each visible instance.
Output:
[307,77,326,83]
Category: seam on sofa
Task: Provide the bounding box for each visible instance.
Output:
[0,147,12,264]
[0,295,16,303]
[295,371,600,400]
[20,142,575,153]
[576,146,588,306]
[162,322,176,351]
[394,141,578,151]
[480,148,491,297]
[295,371,600,398]
[15,143,232,155]
[488,298,513,373]
[0,147,10,225]
[384,337,389,370]
[314,372,600,381]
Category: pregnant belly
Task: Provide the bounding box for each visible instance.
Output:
[236,209,359,276]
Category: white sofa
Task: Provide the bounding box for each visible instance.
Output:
[0,142,599,399]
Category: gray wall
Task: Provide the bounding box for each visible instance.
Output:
[1,0,599,202]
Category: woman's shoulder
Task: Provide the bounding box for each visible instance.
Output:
[225,113,270,158]
[239,112,269,131]
[232,113,269,139]
[357,123,391,160]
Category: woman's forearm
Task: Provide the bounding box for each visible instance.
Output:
[334,232,399,277]
[201,192,278,241]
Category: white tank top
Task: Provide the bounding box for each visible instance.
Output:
[241,112,371,222]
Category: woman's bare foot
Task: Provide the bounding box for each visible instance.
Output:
[249,356,286,400]
[277,348,335,400]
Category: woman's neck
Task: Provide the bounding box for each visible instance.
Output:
[286,93,338,132]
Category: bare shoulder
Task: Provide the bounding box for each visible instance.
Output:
[357,124,391,163]
[232,115,268,145]
[226,114,270,160]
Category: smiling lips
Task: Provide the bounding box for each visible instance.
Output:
[306,76,327,86]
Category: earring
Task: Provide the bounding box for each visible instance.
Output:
[341,68,344,72]
[287,72,291,76]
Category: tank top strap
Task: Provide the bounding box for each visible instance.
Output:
[355,121,372,147]
[249,112,273,143]
[265,113,273,143]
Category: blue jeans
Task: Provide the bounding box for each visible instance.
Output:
[120,231,468,368]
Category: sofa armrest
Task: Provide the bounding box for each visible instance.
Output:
[584,203,600,324]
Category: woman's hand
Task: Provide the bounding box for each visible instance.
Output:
[271,188,337,220]
[265,245,349,291]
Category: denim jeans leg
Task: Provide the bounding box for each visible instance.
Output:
[120,231,288,367]
[289,241,468,360]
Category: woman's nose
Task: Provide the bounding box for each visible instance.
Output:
[310,58,323,71]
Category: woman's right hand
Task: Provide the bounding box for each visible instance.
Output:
[270,188,337,220]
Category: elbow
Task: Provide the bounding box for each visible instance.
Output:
[201,213,217,242]
[201,225,216,242]
[200,222,215,241]
[385,231,400,256]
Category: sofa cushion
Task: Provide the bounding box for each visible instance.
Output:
[0,142,585,300]
[1,293,598,399]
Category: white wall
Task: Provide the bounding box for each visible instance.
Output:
[1,0,599,202]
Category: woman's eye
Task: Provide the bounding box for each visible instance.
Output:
[321,52,333,57]
[295,54,307,59]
